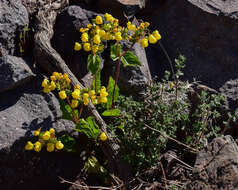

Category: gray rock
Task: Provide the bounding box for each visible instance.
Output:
[138,0,238,109]
[0,55,35,93]
[220,79,238,111]
[0,0,29,55]
[0,77,81,190]
[102,39,151,98]
[188,135,238,190]
[52,5,99,87]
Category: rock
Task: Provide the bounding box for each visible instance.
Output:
[220,79,238,111]
[97,0,147,22]
[188,135,238,190]
[52,5,100,87]
[0,0,29,55]
[137,0,238,109]
[0,55,35,93]
[101,39,151,98]
[0,76,82,190]
[52,6,151,97]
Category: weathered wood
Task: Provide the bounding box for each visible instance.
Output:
[33,0,131,180]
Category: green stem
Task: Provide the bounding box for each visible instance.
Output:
[112,56,121,108]
[94,72,97,93]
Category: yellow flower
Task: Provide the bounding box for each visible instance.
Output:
[74,42,82,51]
[115,32,122,41]
[56,141,64,150]
[170,82,175,89]
[34,128,41,136]
[99,132,108,141]
[87,24,92,28]
[128,24,136,31]
[58,73,63,80]
[47,143,55,152]
[104,13,114,22]
[113,19,119,27]
[83,93,89,100]
[100,97,107,103]
[42,131,51,141]
[93,35,101,44]
[148,34,157,44]
[59,90,67,100]
[95,15,103,24]
[153,30,161,40]
[49,128,55,135]
[144,22,150,27]
[100,87,108,97]
[99,29,106,38]
[25,141,34,150]
[141,38,148,48]
[81,33,89,42]
[66,78,71,84]
[139,23,145,29]
[83,43,91,51]
[41,79,49,88]
[63,73,68,79]
[74,85,81,90]
[89,90,95,96]
[101,86,106,91]
[104,32,111,40]
[127,21,131,28]
[71,99,79,108]
[83,93,89,106]
[34,141,42,152]
[49,81,56,91]
[50,75,56,81]
[72,89,80,99]
[92,45,99,54]
[43,87,51,93]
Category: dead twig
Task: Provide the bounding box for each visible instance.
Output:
[159,162,168,190]
[144,124,198,153]
[59,176,124,190]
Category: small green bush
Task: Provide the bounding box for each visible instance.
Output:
[108,55,229,175]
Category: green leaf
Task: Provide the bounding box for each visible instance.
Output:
[59,99,78,121]
[75,117,100,139]
[110,44,121,61]
[87,54,101,75]
[121,51,141,67]
[58,134,76,152]
[102,109,121,116]
[106,76,119,109]
[92,70,101,92]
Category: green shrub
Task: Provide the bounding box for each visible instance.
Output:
[108,55,228,175]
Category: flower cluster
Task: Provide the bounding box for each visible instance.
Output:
[42,72,70,94]
[74,13,161,54]
[42,72,109,108]
[25,128,64,152]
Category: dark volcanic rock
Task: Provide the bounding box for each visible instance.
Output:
[0,55,35,93]
[188,135,238,190]
[101,40,151,98]
[0,77,81,190]
[137,0,238,109]
[52,5,98,87]
[0,0,29,55]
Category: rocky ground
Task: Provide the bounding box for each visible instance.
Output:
[0,0,238,189]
